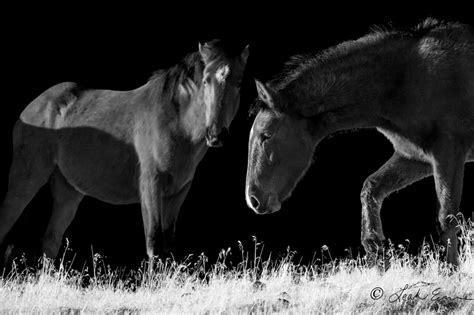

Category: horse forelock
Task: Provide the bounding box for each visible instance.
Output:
[202,40,249,81]
[202,39,247,60]
[215,65,230,83]
[248,93,290,119]
[248,98,266,117]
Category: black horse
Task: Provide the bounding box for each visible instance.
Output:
[246,19,473,267]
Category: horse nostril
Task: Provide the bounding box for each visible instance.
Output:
[250,195,260,210]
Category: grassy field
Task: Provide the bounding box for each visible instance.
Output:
[0,222,473,313]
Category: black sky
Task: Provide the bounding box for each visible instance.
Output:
[1,4,473,268]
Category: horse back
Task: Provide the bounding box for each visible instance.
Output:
[388,26,474,139]
[415,24,474,116]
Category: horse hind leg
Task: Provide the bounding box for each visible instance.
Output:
[41,169,83,259]
[0,123,56,264]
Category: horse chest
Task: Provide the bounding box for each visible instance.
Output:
[160,141,207,195]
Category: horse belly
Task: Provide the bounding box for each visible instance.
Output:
[56,129,140,204]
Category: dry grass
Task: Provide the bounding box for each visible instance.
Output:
[0,218,473,314]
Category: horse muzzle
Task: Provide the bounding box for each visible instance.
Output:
[246,188,281,215]
[206,127,229,147]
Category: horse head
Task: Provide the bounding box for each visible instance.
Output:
[246,80,315,214]
[198,40,249,147]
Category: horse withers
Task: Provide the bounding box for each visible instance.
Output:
[246,19,473,267]
[0,40,249,265]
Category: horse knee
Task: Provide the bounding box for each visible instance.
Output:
[360,177,384,207]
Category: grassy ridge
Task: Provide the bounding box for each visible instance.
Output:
[0,221,472,313]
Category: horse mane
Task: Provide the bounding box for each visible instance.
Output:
[147,51,204,106]
[270,19,450,91]
[249,18,470,117]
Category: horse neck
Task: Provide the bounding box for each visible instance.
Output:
[142,76,207,145]
[283,37,412,145]
[179,90,207,143]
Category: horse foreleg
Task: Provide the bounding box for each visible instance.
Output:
[360,153,431,264]
[161,181,193,258]
[432,138,467,268]
[139,165,163,260]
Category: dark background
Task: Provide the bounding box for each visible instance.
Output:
[1,4,473,268]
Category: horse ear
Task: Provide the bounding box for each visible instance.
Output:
[199,42,212,64]
[255,79,276,108]
[241,44,250,63]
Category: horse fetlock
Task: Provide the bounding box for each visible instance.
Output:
[438,213,462,231]
[362,235,388,255]
[41,233,63,258]
[145,239,159,257]
[440,229,459,248]
[146,245,172,261]
[146,232,169,259]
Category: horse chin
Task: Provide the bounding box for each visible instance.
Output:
[205,127,229,148]
[266,195,281,213]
